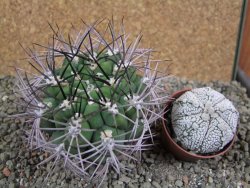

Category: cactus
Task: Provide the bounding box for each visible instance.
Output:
[14,20,168,184]
[171,87,239,154]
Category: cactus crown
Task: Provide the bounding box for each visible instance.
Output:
[15,20,168,183]
[171,87,239,154]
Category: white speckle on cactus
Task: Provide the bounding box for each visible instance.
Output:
[182,98,187,103]
[104,101,111,107]
[171,87,239,154]
[75,74,81,80]
[88,98,94,105]
[70,50,80,63]
[68,126,80,137]
[124,60,130,67]
[75,112,81,117]
[70,114,82,127]
[68,122,82,137]
[132,95,139,102]
[89,52,97,61]
[114,48,119,54]
[183,131,188,136]
[106,49,119,56]
[113,65,118,74]
[96,72,103,77]
[87,84,95,92]
[45,76,66,86]
[34,103,45,116]
[72,56,79,63]
[89,62,97,70]
[38,102,45,108]
[60,100,71,111]
[101,130,113,139]
[192,123,198,129]
[101,132,115,148]
[75,88,84,93]
[55,143,65,153]
[108,77,116,85]
[142,77,150,84]
[45,102,52,108]
[201,113,210,121]
[106,103,118,114]
[106,50,112,56]
[35,108,44,116]
[131,95,143,110]
[136,104,142,110]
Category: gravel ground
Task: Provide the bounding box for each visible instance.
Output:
[0,75,249,188]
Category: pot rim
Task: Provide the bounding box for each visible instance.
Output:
[162,88,236,159]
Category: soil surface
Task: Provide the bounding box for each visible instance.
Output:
[0,76,249,188]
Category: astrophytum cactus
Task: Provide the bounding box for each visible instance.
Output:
[171,87,239,154]
[14,20,168,184]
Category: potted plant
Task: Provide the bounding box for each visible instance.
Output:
[161,87,239,162]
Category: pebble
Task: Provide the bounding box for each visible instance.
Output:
[226,155,233,161]
[205,185,214,188]
[175,179,183,187]
[194,165,201,173]
[246,167,250,174]
[2,167,11,177]
[10,151,17,159]
[183,162,192,170]
[156,153,165,161]
[208,176,213,183]
[182,175,189,186]
[8,182,15,188]
[0,179,6,186]
[243,142,249,152]
[145,158,154,164]
[6,160,13,170]
[8,173,15,182]
[0,153,9,161]
[246,159,250,167]
[119,175,131,183]
[142,182,151,188]
[139,176,144,183]
[128,183,136,188]
[149,154,157,159]
[25,168,30,178]
[152,181,161,188]
[167,174,175,181]
[245,173,250,182]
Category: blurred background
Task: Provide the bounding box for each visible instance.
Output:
[0,0,243,82]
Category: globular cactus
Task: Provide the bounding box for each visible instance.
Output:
[171,87,239,154]
[14,20,168,184]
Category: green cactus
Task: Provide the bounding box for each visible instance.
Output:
[15,20,167,185]
[39,51,145,152]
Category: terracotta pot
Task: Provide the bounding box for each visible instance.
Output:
[161,89,236,162]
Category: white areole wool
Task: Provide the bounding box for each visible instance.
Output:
[171,87,239,154]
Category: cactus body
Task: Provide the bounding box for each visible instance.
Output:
[171,87,239,154]
[15,21,167,184]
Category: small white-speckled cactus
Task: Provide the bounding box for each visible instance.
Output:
[171,87,239,154]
